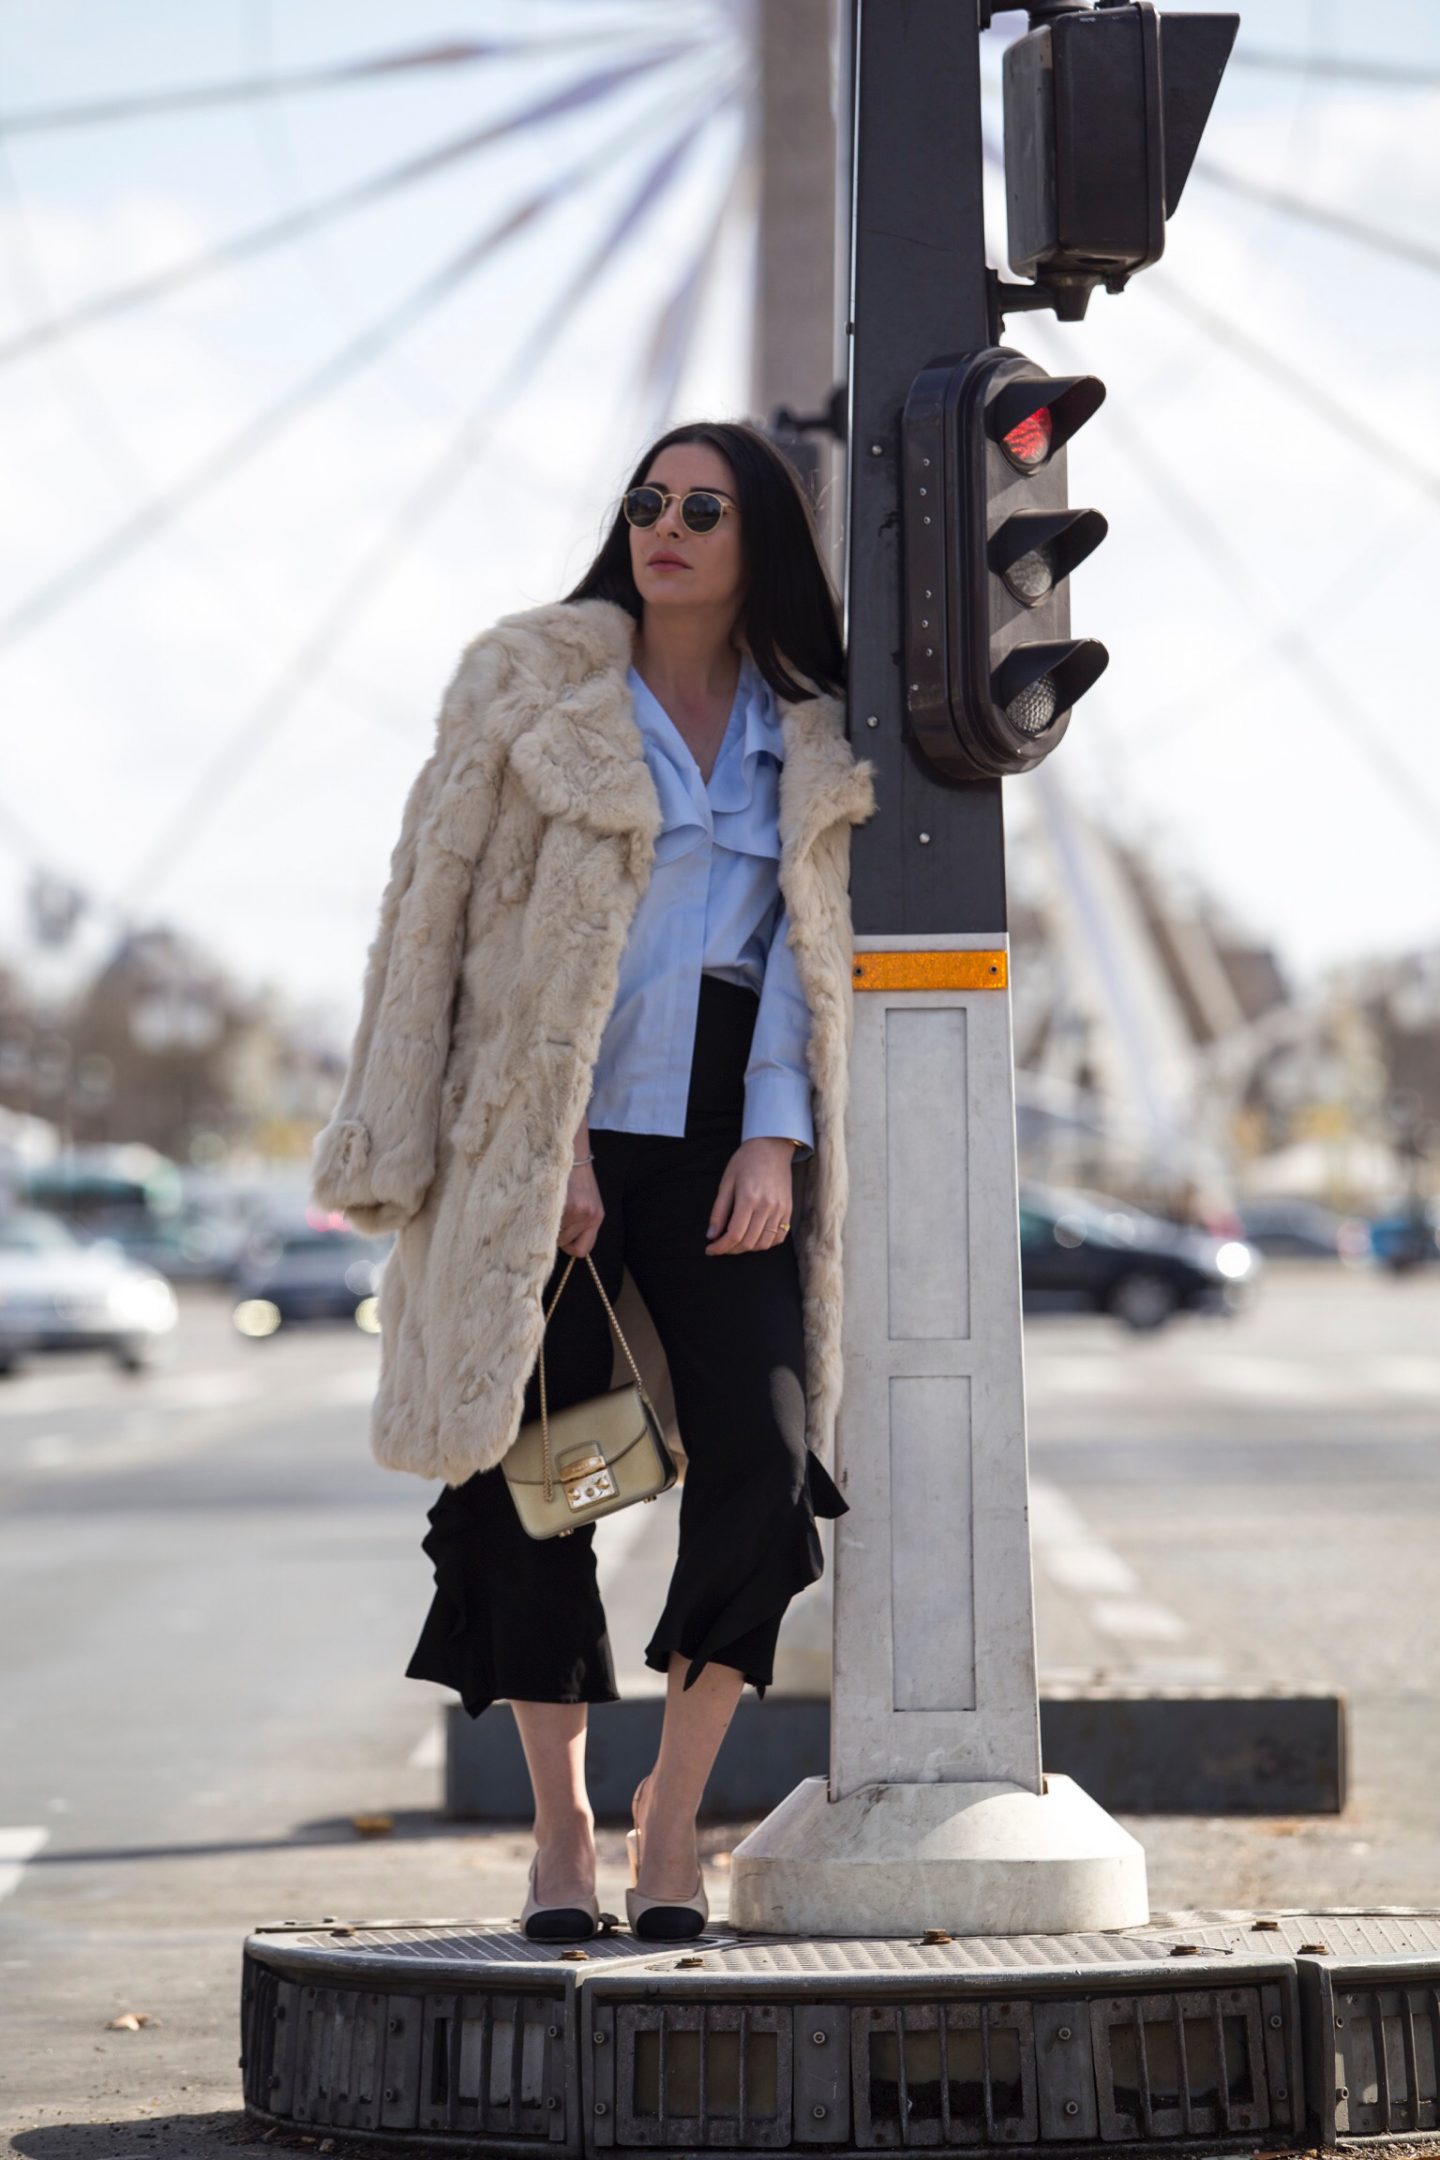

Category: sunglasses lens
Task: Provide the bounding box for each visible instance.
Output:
[625,487,663,527]
[682,492,723,533]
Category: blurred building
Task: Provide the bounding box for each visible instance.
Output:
[0,925,340,1173]
[1009,804,1428,1214]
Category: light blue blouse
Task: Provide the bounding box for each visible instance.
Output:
[585,654,815,1157]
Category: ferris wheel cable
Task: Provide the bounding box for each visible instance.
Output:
[0,117,344,671]
[245,0,454,431]
[0,416,602,900]
[1227,47,1440,87]
[115,95,728,911]
[978,27,1440,90]
[0,15,448,700]
[992,1,1410,744]
[0,43,695,370]
[0,791,58,864]
[1,98,592,733]
[0,132,159,499]
[638,204,727,414]
[0,26,698,134]
[557,127,742,598]
[0,215,725,919]
[0,64,741,656]
[1111,0,1329,421]
[1081,387,1440,850]
[1023,310,1440,845]
[634,126,742,419]
[1192,158,1440,278]
[0,197,739,913]
[1146,275,1440,511]
[1014,0,1430,390]
[0,76,736,913]
[240,0,741,434]
[993,1,1401,748]
[1127,506,1428,751]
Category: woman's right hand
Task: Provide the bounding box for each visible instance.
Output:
[559,1162,604,1258]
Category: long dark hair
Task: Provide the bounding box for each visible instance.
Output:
[560,420,844,703]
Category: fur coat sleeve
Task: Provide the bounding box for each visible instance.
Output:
[309,634,513,1234]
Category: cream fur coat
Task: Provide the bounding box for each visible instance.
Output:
[309,594,876,1488]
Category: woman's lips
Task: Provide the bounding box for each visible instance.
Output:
[649,556,690,570]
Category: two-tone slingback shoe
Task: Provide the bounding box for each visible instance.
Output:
[518,1852,601,1942]
[624,1825,709,1942]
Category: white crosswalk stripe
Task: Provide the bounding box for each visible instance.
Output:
[1087,1597,1188,1642]
[1362,1355,1440,1397]
[408,1723,444,1770]
[308,1367,380,1405]
[0,1360,378,1484]
[1029,1475,1190,1651]
[0,1826,47,1904]
[1026,1349,1440,1403]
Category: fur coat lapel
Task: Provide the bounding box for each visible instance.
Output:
[502,597,872,861]
[309,593,876,1487]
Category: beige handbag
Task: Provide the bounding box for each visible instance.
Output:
[502,1253,677,1540]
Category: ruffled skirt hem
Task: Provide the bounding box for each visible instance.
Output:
[642,1449,847,1696]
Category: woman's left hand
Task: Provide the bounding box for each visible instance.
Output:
[705,1137,796,1256]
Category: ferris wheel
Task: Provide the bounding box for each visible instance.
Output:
[0,2,753,949]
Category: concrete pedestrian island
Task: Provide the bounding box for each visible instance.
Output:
[240,1906,1440,2155]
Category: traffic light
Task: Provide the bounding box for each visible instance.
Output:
[1002,1,1238,308]
[901,346,1108,781]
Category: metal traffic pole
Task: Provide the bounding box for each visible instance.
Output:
[729,0,1156,1936]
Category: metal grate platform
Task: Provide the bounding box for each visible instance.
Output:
[240,1909,1440,2155]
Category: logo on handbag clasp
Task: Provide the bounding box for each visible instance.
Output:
[558,1449,616,1510]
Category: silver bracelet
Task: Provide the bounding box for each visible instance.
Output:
[571,1152,595,1167]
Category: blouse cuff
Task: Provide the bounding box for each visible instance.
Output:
[742,1069,815,1161]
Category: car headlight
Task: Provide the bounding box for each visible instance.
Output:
[107,1276,178,1326]
[1213,1240,1255,1280]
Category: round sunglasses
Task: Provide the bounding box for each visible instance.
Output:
[622,485,736,536]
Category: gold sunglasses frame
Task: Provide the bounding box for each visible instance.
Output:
[622,485,737,535]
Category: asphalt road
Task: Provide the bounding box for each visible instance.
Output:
[1,1258,1436,2147]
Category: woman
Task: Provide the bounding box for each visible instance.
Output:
[309,419,875,1943]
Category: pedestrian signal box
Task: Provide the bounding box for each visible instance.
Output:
[901,347,1108,781]
[1002,1,1238,301]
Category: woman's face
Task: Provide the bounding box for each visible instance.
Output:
[628,444,746,623]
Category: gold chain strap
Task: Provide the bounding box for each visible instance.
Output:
[537,1253,650,1504]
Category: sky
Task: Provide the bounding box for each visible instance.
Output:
[0,0,1437,1049]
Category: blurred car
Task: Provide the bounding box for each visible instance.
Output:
[1233,1197,1372,1263]
[73,1207,242,1284]
[18,1144,182,1238]
[1365,1198,1440,1273]
[231,1218,392,1335]
[0,1207,179,1373]
[1018,1182,1261,1330]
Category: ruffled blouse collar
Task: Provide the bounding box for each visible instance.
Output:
[709,652,785,811]
[625,653,784,845]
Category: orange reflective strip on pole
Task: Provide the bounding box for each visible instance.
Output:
[850,949,1008,990]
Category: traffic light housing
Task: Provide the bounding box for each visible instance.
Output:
[902,347,1107,780]
[1003,1,1238,300]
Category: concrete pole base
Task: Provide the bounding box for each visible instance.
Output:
[727,1773,1149,1937]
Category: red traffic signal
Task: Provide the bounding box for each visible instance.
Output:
[902,347,1108,780]
[991,376,1105,466]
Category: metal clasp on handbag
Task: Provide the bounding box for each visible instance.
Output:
[556,1447,618,1511]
